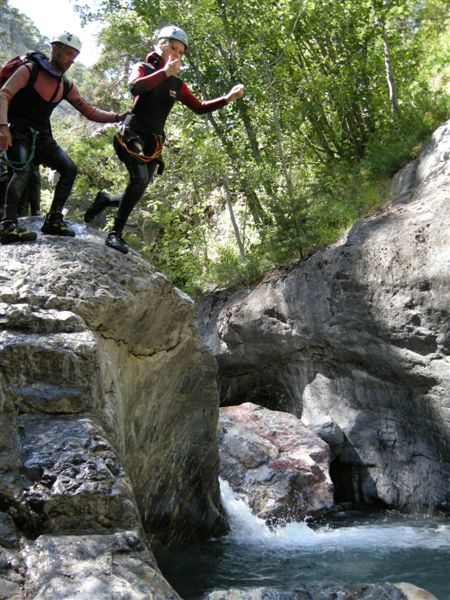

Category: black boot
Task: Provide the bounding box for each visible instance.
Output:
[84,191,110,223]
[41,212,75,237]
[0,219,37,244]
[105,231,129,254]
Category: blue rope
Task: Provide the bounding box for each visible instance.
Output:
[0,129,38,172]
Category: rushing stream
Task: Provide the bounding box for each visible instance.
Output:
[156,480,450,600]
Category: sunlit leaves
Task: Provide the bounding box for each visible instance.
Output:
[61,0,450,290]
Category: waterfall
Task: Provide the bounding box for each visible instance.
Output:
[220,478,450,551]
[155,480,450,600]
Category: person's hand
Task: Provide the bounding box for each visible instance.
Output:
[225,83,245,104]
[0,125,11,151]
[164,57,181,78]
[116,111,130,122]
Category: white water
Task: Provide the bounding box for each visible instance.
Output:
[155,481,450,600]
[220,478,450,551]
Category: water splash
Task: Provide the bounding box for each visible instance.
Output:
[220,478,450,551]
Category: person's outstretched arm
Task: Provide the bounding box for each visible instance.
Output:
[178,82,245,114]
[66,83,127,123]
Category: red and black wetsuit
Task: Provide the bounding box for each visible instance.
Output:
[130,51,226,133]
[0,53,119,220]
[109,51,227,233]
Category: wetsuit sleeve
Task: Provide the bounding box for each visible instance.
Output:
[128,63,167,96]
[178,82,227,114]
[66,83,119,122]
[0,65,31,125]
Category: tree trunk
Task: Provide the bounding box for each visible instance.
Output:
[221,168,245,257]
[187,52,269,230]
[372,1,400,120]
[265,66,295,200]
[382,33,400,119]
[207,113,269,228]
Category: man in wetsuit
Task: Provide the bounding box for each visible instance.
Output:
[1,163,41,216]
[0,31,126,244]
[84,25,244,254]
[17,164,41,216]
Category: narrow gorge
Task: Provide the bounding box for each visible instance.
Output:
[0,119,449,599]
[198,119,450,517]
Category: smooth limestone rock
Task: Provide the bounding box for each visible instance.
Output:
[0,224,225,597]
[197,119,450,512]
[202,582,437,600]
[218,402,333,523]
[21,531,179,600]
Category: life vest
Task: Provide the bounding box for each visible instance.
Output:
[4,52,72,133]
[0,53,40,88]
[128,60,183,136]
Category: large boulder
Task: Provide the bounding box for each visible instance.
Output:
[197,119,450,512]
[218,402,333,523]
[0,224,225,596]
[2,529,181,600]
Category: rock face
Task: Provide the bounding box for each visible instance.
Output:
[197,119,450,512]
[0,224,225,596]
[202,582,437,600]
[218,403,333,523]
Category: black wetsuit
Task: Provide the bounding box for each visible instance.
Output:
[0,52,118,222]
[108,51,227,234]
[2,56,76,219]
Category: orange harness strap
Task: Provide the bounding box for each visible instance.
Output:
[115,133,163,163]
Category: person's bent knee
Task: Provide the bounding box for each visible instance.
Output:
[129,172,149,196]
[63,160,78,184]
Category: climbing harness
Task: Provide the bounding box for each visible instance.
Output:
[113,130,163,163]
[0,129,38,172]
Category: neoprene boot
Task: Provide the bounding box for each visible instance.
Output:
[41,212,75,237]
[84,191,111,223]
[0,219,37,244]
[105,231,129,254]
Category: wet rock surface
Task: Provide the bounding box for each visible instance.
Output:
[202,582,436,600]
[218,403,333,523]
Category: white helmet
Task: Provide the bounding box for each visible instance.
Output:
[51,32,82,52]
[157,25,188,49]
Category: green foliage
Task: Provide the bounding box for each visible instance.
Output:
[204,246,265,291]
[70,0,448,292]
[0,0,49,61]
[2,0,448,294]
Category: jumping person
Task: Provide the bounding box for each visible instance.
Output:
[0,32,127,244]
[84,25,244,254]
